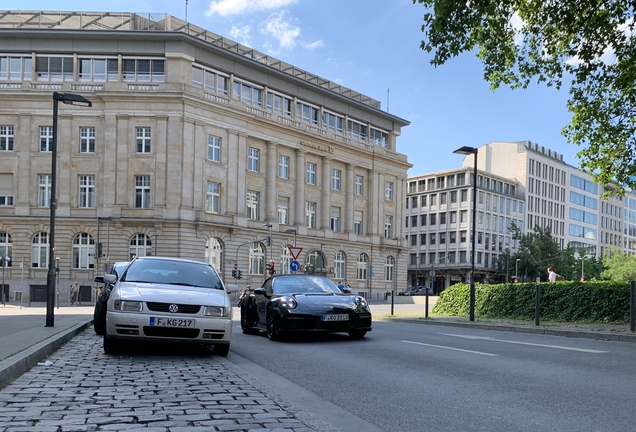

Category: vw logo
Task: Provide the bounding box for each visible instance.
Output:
[168,304,179,313]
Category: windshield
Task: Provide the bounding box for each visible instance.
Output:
[121,258,224,290]
[273,276,342,294]
[111,262,130,278]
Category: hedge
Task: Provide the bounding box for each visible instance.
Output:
[431,281,632,323]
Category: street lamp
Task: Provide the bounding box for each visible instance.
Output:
[391,237,400,315]
[453,145,478,321]
[263,223,273,264]
[284,228,297,247]
[0,253,10,305]
[46,92,92,327]
[516,259,521,283]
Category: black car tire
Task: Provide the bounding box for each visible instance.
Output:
[348,330,367,339]
[240,305,259,334]
[266,308,283,341]
[93,300,107,335]
[103,335,120,354]
[215,344,230,356]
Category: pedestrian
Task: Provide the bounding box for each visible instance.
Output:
[337,281,344,290]
[70,282,79,305]
[345,284,352,293]
[547,267,557,283]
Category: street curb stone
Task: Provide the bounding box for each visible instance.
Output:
[0,319,93,390]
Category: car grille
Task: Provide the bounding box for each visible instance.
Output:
[146,302,201,314]
[143,327,200,338]
[283,314,372,331]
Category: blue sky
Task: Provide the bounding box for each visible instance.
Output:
[13,0,579,176]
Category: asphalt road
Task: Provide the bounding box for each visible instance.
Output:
[229,316,636,432]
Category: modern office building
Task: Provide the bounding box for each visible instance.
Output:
[0,11,411,303]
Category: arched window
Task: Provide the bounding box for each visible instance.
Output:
[31,232,49,268]
[307,250,326,276]
[72,233,95,269]
[249,243,264,275]
[280,246,292,274]
[334,251,345,280]
[205,238,223,271]
[0,232,12,268]
[385,256,395,282]
[129,234,152,260]
[357,253,368,280]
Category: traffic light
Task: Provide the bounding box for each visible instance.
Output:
[232,269,237,278]
[96,242,103,258]
[237,270,243,280]
[268,261,276,275]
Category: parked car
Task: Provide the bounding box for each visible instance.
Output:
[397,287,418,296]
[101,256,238,355]
[405,286,433,296]
[93,261,130,335]
[239,274,372,341]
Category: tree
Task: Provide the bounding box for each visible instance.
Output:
[413,0,636,194]
[601,248,636,281]
[510,223,562,281]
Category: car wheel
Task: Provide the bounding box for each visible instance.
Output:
[240,305,258,334]
[266,308,282,341]
[103,335,120,354]
[215,344,230,356]
[348,330,367,339]
[93,301,106,335]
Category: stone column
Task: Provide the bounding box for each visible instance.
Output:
[294,149,306,225]
[321,156,332,230]
[345,163,354,233]
[266,141,277,221]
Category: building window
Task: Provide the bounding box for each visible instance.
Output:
[0,126,14,151]
[129,234,152,259]
[78,57,117,82]
[31,232,49,268]
[278,155,290,179]
[38,175,51,207]
[249,243,265,275]
[78,127,95,153]
[370,128,388,147]
[306,201,316,228]
[72,233,94,269]
[35,56,73,81]
[330,207,341,232]
[385,215,393,238]
[357,254,368,280]
[248,148,260,172]
[355,175,363,195]
[0,174,14,206]
[192,65,229,95]
[322,111,344,133]
[354,211,363,235]
[206,181,221,213]
[266,91,293,116]
[205,238,223,271]
[246,190,259,220]
[348,119,368,141]
[208,136,221,162]
[280,246,293,274]
[385,181,394,201]
[40,126,53,152]
[78,175,95,208]
[334,251,345,280]
[0,232,12,267]
[331,169,341,190]
[385,256,395,282]
[278,197,289,224]
[0,55,32,81]
[136,127,151,153]
[233,80,263,106]
[134,175,151,208]
[296,101,320,125]
[122,58,165,82]
[306,162,316,185]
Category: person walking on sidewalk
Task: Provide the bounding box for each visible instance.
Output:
[70,282,79,305]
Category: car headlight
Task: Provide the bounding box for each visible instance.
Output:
[279,296,297,309]
[203,306,228,317]
[354,296,367,308]
[114,300,143,312]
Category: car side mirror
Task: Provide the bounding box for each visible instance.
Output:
[103,274,117,284]
[94,276,105,283]
[225,283,239,293]
[253,287,266,295]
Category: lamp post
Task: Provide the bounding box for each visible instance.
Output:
[46,92,92,327]
[263,223,273,266]
[453,146,478,321]
[0,253,10,305]
[284,228,297,247]
[390,237,400,315]
[505,247,509,284]
[516,259,521,283]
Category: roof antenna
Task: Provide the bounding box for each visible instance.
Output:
[386,88,390,113]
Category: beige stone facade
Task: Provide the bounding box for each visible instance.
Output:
[0,11,411,302]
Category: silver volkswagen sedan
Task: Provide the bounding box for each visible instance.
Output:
[102,256,238,356]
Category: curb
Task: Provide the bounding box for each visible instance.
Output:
[0,319,93,390]
[379,317,636,343]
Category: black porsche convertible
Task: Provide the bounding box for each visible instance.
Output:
[239,274,372,341]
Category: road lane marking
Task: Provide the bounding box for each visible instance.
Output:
[402,340,498,356]
[441,334,608,353]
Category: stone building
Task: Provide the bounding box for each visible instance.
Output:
[0,11,411,303]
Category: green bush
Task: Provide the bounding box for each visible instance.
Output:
[431,281,632,323]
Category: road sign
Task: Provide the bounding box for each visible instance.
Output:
[88,253,95,257]
[288,246,302,260]
[233,263,238,270]
[290,261,300,272]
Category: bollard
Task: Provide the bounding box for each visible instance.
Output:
[425,290,429,319]
[390,289,395,316]
[630,281,635,333]
[535,283,541,326]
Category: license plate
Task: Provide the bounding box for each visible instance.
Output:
[322,314,349,321]
[149,317,195,328]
